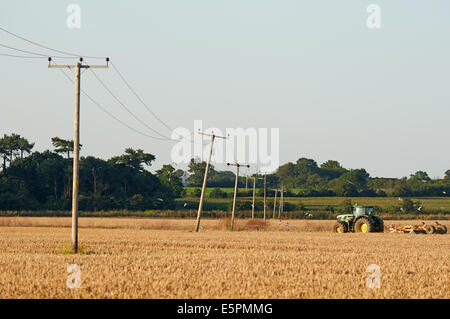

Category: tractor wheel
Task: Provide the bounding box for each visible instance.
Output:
[373,216,384,233]
[436,225,447,234]
[333,221,348,233]
[425,225,435,234]
[355,217,375,233]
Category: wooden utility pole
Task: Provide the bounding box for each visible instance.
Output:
[272,187,287,220]
[278,187,285,220]
[251,176,256,219]
[48,57,109,253]
[227,162,250,231]
[245,175,248,192]
[252,174,264,219]
[195,131,226,232]
[272,189,278,219]
[263,174,267,221]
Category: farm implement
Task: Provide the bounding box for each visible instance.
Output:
[389,221,447,234]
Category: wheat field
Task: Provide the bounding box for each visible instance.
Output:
[0,218,448,299]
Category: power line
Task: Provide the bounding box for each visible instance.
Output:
[0,52,46,59]
[0,25,206,146]
[110,61,173,132]
[55,60,205,145]
[83,59,207,146]
[88,67,172,140]
[109,63,205,146]
[0,42,92,59]
[0,42,49,57]
[0,26,106,59]
[0,26,190,142]
[54,60,206,145]
[53,61,171,141]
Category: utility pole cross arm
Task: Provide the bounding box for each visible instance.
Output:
[198,130,228,139]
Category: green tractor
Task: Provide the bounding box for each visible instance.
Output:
[333,204,384,233]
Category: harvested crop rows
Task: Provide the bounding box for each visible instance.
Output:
[0,219,448,299]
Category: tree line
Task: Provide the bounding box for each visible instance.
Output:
[186,158,450,198]
[1,133,449,211]
[270,158,450,197]
[0,134,183,211]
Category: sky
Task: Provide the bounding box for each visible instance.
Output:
[1,0,449,178]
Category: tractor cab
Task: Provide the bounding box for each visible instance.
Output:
[353,204,374,217]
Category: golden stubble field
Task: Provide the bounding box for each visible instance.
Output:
[0,218,448,299]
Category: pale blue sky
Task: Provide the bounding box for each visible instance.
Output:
[1,1,449,178]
